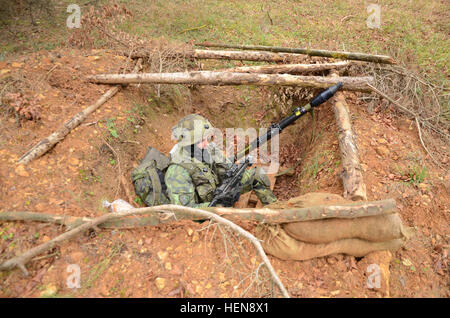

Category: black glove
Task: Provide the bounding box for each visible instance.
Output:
[210,188,241,207]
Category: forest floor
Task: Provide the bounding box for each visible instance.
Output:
[0,47,448,298]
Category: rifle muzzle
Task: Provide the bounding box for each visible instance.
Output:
[310,82,343,107]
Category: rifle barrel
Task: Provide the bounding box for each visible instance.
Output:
[231,82,342,162]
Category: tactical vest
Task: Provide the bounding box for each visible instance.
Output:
[168,144,220,203]
[132,146,220,206]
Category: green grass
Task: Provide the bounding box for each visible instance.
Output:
[112,0,448,81]
[406,164,428,185]
[2,0,448,82]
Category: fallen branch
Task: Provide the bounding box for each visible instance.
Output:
[0,205,290,298]
[0,199,396,229]
[87,71,373,92]
[0,212,113,276]
[219,61,351,74]
[127,49,308,63]
[195,42,396,64]
[415,117,440,167]
[192,49,306,63]
[17,58,143,165]
[331,71,367,200]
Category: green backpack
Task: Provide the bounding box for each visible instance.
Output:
[131,147,171,206]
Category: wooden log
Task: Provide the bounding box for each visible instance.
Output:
[87,71,373,92]
[193,49,306,63]
[125,49,308,63]
[331,71,367,201]
[196,42,396,64]
[17,59,143,165]
[0,199,395,229]
[220,61,351,74]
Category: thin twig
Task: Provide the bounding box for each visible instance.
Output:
[178,24,207,34]
[415,117,441,167]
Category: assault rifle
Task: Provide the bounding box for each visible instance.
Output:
[209,82,343,207]
[208,156,253,207]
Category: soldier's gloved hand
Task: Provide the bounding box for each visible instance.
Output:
[212,190,241,207]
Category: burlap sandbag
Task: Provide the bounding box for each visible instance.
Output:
[283,213,405,244]
[255,224,404,261]
[255,192,411,261]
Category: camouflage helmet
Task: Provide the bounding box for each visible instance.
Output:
[171,114,214,146]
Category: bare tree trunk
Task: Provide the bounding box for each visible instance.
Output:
[0,199,395,229]
[87,71,373,92]
[195,42,396,64]
[220,61,350,74]
[331,72,367,201]
[17,59,143,165]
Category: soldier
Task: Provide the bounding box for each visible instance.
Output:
[165,114,277,208]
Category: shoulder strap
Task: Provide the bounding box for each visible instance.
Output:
[147,160,162,205]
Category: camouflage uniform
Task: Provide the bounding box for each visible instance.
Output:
[165,114,277,208]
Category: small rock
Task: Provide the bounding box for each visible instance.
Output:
[418,183,430,192]
[40,284,58,298]
[155,277,166,290]
[165,262,172,271]
[14,164,29,177]
[402,258,412,267]
[326,256,337,265]
[388,174,395,180]
[375,146,390,157]
[11,62,24,68]
[157,251,168,261]
[330,290,340,296]
[377,138,388,144]
[187,228,193,236]
[69,158,79,166]
[422,194,431,203]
